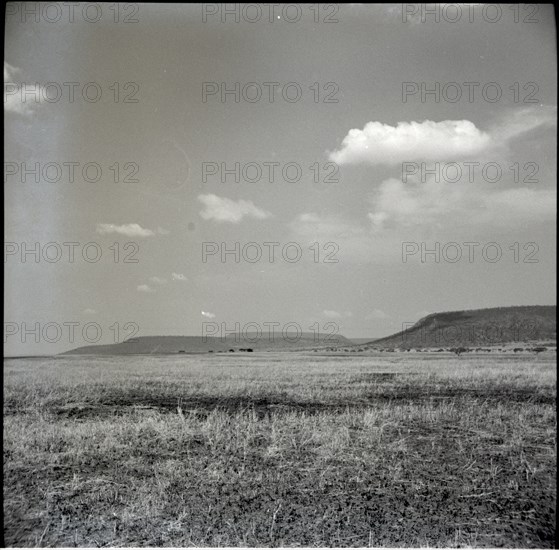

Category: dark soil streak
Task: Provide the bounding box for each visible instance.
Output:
[6,385,548,420]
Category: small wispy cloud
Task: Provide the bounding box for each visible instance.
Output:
[4,61,19,81]
[4,62,34,115]
[323,310,342,319]
[323,310,353,319]
[367,176,556,231]
[149,276,167,285]
[198,194,272,223]
[83,308,97,315]
[172,272,187,281]
[137,284,155,293]
[365,309,388,320]
[96,223,155,238]
[201,311,215,319]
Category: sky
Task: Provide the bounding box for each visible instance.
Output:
[4,3,557,355]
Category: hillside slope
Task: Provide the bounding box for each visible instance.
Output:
[366,305,556,349]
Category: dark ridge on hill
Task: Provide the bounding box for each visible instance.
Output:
[62,333,354,355]
[364,306,556,349]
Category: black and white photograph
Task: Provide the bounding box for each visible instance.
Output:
[3,3,557,548]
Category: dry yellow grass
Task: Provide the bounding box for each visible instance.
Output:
[3,352,556,547]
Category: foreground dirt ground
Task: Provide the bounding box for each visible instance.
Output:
[3,352,556,547]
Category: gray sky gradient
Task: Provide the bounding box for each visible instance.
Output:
[4,3,557,355]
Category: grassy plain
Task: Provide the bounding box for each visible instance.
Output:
[3,352,556,547]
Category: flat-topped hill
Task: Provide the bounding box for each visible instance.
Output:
[62,332,354,355]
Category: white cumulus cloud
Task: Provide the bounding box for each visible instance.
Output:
[172,272,187,281]
[329,107,556,167]
[201,311,215,318]
[329,119,492,166]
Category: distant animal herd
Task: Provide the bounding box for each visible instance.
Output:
[176,346,552,355]
[314,346,552,355]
